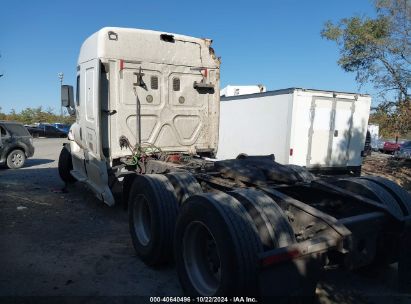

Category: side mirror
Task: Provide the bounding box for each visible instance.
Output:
[61,85,74,108]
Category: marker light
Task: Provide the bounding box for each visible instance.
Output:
[201,68,208,78]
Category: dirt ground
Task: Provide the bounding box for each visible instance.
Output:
[0,139,410,303]
[0,139,180,301]
[362,152,411,192]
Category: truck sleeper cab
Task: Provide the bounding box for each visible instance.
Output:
[62,27,220,205]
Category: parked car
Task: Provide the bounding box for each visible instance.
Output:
[0,121,35,168]
[383,140,403,154]
[51,123,70,133]
[394,141,411,160]
[27,124,68,138]
[376,138,386,152]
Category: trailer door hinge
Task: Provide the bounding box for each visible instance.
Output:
[102,110,117,115]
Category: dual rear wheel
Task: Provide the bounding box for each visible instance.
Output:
[331,176,411,218]
[331,176,411,267]
[128,173,297,296]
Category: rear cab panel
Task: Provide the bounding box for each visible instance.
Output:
[77,27,220,162]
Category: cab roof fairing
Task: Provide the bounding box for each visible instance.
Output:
[77,27,220,69]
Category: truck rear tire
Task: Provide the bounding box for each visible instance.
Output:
[174,192,263,296]
[332,177,406,267]
[6,149,26,169]
[285,164,315,183]
[331,178,403,218]
[128,174,179,266]
[229,189,321,299]
[229,188,296,249]
[58,146,76,184]
[360,176,411,216]
[166,172,203,205]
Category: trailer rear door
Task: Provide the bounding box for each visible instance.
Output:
[330,100,354,165]
[308,98,333,166]
[307,97,354,167]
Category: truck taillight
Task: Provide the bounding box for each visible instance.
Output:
[261,249,300,267]
[290,148,293,156]
[119,59,124,71]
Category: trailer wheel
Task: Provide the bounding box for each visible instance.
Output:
[285,164,315,183]
[166,172,203,205]
[175,192,263,296]
[128,174,179,266]
[229,189,296,249]
[332,178,403,218]
[360,176,411,216]
[58,146,75,183]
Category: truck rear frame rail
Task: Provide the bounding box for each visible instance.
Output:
[112,153,411,298]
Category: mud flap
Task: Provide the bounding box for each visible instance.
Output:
[259,253,325,299]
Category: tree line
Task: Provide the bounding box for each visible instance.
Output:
[369,101,410,138]
[0,104,407,139]
[0,106,75,125]
[322,0,410,138]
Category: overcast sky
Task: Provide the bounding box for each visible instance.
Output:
[0,0,377,113]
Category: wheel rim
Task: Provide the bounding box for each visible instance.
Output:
[133,195,151,246]
[12,152,23,166]
[183,221,221,296]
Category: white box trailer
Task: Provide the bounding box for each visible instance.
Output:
[220,84,266,96]
[217,88,371,173]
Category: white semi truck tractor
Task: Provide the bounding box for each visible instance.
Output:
[59,27,411,299]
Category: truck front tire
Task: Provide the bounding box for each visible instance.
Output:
[128,174,179,266]
[58,146,75,184]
